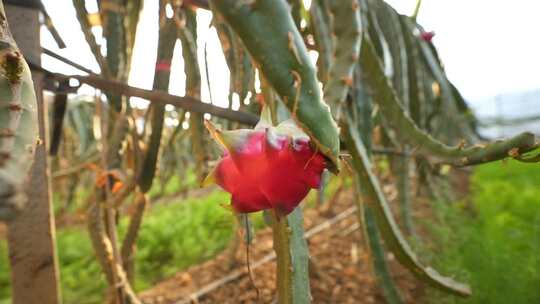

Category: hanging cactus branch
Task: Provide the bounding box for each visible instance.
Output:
[210,0,340,171]
[271,207,311,304]
[72,0,110,77]
[0,2,38,221]
[137,1,178,193]
[343,119,472,297]
[322,0,362,115]
[309,0,333,84]
[358,200,404,304]
[178,5,208,181]
[359,37,538,166]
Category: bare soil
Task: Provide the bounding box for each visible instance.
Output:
[139,177,436,304]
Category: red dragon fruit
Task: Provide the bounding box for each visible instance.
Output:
[204,107,327,216]
[420,31,435,42]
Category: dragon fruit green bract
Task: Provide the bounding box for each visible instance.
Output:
[204,107,327,215]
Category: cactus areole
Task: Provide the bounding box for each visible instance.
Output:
[204,107,327,215]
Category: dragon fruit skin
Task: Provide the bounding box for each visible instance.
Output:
[421,31,435,42]
[204,108,327,215]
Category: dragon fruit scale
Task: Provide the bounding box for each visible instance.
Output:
[203,107,327,216]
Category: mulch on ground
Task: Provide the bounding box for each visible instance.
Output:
[139,173,437,304]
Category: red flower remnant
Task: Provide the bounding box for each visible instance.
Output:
[203,107,327,216]
[421,31,435,42]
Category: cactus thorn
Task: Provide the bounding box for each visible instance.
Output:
[2,51,23,84]
[291,70,302,116]
[7,102,21,111]
[287,32,302,65]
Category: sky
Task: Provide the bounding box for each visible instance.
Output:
[39,0,540,115]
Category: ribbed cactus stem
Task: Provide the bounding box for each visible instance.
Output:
[323,0,362,116]
[398,13,424,126]
[412,0,422,20]
[343,119,471,297]
[179,6,208,181]
[359,200,403,304]
[351,63,404,303]
[72,0,110,77]
[210,0,340,171]
[359,37,538,166]
[397,151,414,235]
[271,207,311,304]
[271,213,293,304]
[137,3,177,193]
[372,0,409,109]
[309,0,333,84]
[0,3,38,221]
[214,13,254,108]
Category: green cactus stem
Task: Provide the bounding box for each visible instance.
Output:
[371,0,409,109]
[287,0,304,30]
[358,198,404,304]
[316,169,330,205]
[137,2,177,193]
[514,147,540,163]
[0,6,38,221]
[412,0,422,20]
[398,14,424,126]
[49,79,69,156]
[351,63,404,303]
[309,0,333,84]
[323,0,362,116]
[397,151,414,235]
[214,11,255,110]
[396,15,474,142]
[124,0,143,74]
[72,0,110,77]
[210,0,340,171]
[101,0,127,80]
[359,37,538,166]
[178,6,208,181]
[343,118,472,297]
[271,207,311,304]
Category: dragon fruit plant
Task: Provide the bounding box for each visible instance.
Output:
[204,106,327,216]
[0,4,39,221]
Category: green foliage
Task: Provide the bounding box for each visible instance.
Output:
[127,191,234,291]
[147,172,198,199]
[0,167,338,303]
[0,242,10,301]
[427,160,540,303]
[1,189,235,304]
[56,228,105,304]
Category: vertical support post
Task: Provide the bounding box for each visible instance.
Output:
[5,4,61,304]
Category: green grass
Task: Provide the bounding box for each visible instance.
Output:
[127,190,234,291]
[0,172,343,303]
[0,190,235,304]
[426,160,540,303]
